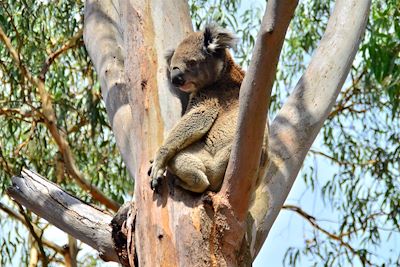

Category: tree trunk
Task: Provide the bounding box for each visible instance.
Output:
[120,1,229,265]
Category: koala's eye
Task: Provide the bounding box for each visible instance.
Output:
[187,60,197,68]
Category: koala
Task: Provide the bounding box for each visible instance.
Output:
[149,25,245,193]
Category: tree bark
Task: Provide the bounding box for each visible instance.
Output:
[121,1,212,266]
[84,0,205,266]
[7,169,119,262]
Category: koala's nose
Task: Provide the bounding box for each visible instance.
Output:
[171,68,185,86]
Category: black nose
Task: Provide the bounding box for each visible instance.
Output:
[171,68,185,86]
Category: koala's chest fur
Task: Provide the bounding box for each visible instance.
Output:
[187,72,242,155]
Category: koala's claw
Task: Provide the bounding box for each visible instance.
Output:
[148,161,165,193]
[150,176,163,193]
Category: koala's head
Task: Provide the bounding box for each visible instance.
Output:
[166,25,236,93]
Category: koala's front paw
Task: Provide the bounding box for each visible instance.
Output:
[148,161,165,193]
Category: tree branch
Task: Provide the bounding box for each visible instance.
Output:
[220,0,297,222]
[39,28,84,81]
[6,168,119,262]
[64,235,78,267]
[0,107,37,119]
[212,1,297,263]
[0,25,120,211]
[83,0,136,178]
[309,149,377,167]
[28,245,39,267]
[249,0,371,258]
[14,120,37,156]
[0,26,36,85]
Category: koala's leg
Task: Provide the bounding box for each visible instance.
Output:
[169,151,210,193]
[149,103,219,190]
[205,146,231,191]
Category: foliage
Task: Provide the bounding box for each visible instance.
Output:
[0,0,132,200]
[0,0,131,265]
[280,0,400,266]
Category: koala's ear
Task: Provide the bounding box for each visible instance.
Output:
[165,49,175,66]
[203,24,237,53]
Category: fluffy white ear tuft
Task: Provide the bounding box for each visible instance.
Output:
[203,24,237,53]
[207,40,219,52]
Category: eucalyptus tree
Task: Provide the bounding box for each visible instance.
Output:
[1,0,398,266]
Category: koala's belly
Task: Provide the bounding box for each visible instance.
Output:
[204,108,238,155]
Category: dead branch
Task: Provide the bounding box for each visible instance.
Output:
[7,168,119,262]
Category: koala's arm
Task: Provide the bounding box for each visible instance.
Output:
[150,101,219,180]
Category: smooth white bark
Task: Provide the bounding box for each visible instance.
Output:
[84,0,137,177]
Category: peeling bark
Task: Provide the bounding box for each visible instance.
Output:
[111,201,136,266]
